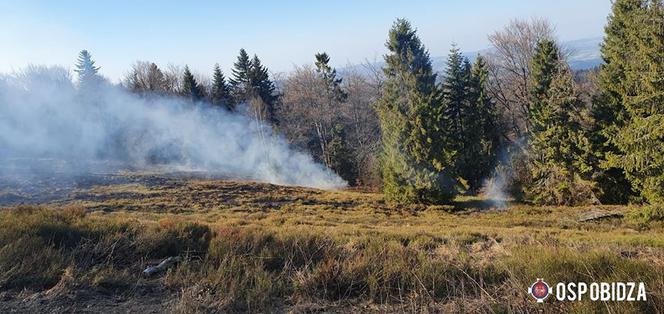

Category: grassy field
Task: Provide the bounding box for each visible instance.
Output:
[0,174,662,313]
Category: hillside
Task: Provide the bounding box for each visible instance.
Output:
[0,174,661,313]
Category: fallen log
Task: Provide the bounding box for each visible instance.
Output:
[577,210,624,222]
[143,256,182,276]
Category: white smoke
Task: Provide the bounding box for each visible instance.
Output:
[482,175,508,208]
[481,139,529,208]
[0,65,346,190]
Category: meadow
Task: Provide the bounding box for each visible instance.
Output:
[0,174,662,313]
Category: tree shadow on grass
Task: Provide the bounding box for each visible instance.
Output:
[451,196,513,212]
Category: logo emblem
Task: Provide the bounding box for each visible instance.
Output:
[529,278,552,303]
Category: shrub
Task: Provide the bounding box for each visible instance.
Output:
[628,204,664,224]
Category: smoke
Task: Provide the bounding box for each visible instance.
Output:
[482,174,508,208]
[481,139,529,208]
[0,65,345,190]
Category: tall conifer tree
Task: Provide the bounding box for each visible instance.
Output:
[181,66,203,102]
[315,52,347,102]
[465,56,501,191]
[248,55,278,123]
[230,49,252,103]
[375,19,456,204]
[211,64,233,110]
[441,49,500,192]
[589,0,644,203]
[74,50,101,92]
[525,40,596,205]
[608,0,664,204]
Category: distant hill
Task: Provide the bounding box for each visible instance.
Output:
[563,37,603,70]
[340,37,603,77]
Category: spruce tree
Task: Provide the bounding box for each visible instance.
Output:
[375,19,456,204]
[440,48,500,192]
[230,49,252,103]
[525,40,597,205]
[211,64,233,110]
[589,0,644,203]
[74,50,101,92]
[466,56,501,191]
[441,46,469,146]
[181,66,203,102]
[248,55,277,123]
[315,52,347,102]
[249,55,277,106]
[529,40,561,133]
[609,0,664,204]
[441,47,480,191]
[312,52,353,175]
[327,124,357,184]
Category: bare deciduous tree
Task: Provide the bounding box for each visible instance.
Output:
[277,65,381,186]
[123,61,168,94]
[342,69,381,187]
[163,64,184,94]
[486,18,556,140]
[278,65,335,163]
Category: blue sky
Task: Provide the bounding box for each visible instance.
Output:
[0,0,612,81]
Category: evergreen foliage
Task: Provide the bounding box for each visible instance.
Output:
[466,56,502,192]
[440,48,500,192]
[229,49,278,123]
[74,50,101,92]
[312,52,356,180]
[375,19,456,204]
[211,64,233,110]
[607,0,664,204]
[326,124,357,184]
[525,40,597,205]
[181,66,203,102]
[248,55,278,108]
[590,0,645,203]
[230,49,252,103]
[315,52,347,102]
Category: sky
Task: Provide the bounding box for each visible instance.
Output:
[0,0,612,82]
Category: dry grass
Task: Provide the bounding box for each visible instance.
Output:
[0,175,663,313]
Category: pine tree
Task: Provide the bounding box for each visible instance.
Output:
[441,46,481,191]
[440,48,500,192]
[230,49,252,103]
[211,64,233,110]
[249,55,277,105]
[315,52,347,102]
[181,66,203,102]
[466,56,501,191]
[247,55,278,123]
[74,50,101,92]
[327,124,357,184]
[528,40,561,134]
[441,46,469,146]
[525,40,597,205]
[609,0,664,204]
[311,52,353,175]
[589,0,644,203]
[375,19,456,204]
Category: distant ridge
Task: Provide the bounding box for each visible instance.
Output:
[339,37,603,77]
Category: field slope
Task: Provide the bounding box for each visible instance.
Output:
[0,174,662,313]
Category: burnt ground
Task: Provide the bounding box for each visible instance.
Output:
[0,171,346,313]
[0,170,224,206]
[0,289,174,314]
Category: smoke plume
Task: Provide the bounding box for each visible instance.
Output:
[0,65,345,190]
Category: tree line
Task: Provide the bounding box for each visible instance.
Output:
[375,0,663,207]
[72,0,663,208]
